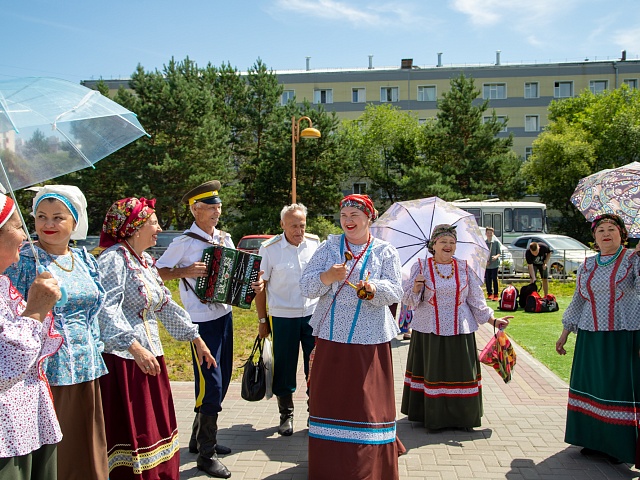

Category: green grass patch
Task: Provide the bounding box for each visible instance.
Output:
[159,278,577,384]
[495,279,575,382]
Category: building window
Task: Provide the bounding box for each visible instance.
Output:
[525,115,539,132]
[483,83,507,100]
[281,90,295,105]
[417,85,436,101]
[418,118,427,125]
[314,89,333,104]
[589,80,608,94]
[524,82,539,99]
[380,87,399,103]
[483,116,507,132]
[624,78,638,89]
[352,88,365,103]
[353,183,367,194]
[525,147,533,160]
[554,81,573,98]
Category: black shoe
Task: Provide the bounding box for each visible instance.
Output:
[189,442,198,454]
[215,444,231,455]
[277,395,294,436]
[278,416,293,436]
[580,447,598,456]
[197,455,231,478]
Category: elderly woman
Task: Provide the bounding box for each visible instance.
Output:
[96,197,215,480]
[556,214,640,466]
[300,194,405,480]
[401,224,511,431]
[0,194,63,478]
[4,185,110,479]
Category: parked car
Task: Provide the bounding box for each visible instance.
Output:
[72,235,101,255]
[479,227,515,275]
[237,234,275,255]
[507,234,596,278]
[147,231,185,258]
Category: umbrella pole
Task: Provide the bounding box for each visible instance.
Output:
[0,159,41,270]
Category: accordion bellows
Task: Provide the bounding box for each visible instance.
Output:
[195,246,262,309]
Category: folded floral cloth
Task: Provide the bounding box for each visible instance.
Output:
[479,329,517,383]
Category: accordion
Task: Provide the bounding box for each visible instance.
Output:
[195,246,262,309]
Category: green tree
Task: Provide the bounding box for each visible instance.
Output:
[421,74,519,199]
[524,85,640,241]
[339,104,423,205]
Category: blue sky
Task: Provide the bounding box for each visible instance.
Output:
[2,0,639,83]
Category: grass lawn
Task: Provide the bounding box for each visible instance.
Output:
[159,278,577,384]
[495,279,576,382]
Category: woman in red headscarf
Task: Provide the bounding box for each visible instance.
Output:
[300,194,406,480]
[96,198,215,480]
[556,214,640,466]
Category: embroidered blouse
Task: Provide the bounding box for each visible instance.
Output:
[402,257,494,336]
[97,244,200,359]
[300,234,403,345]
[4,245,108,386]
[0,275,63,458]
[562,249,640,332]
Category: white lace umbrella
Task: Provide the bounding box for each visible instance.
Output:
[370,197,489,280]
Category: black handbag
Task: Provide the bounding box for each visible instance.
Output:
[241,335,266,402]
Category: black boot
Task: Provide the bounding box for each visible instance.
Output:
[191,413,232,455]
[277,395,294,436]
[196,413,231,478]
[188,414,199,454]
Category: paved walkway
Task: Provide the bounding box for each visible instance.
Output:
[173,324,640,479]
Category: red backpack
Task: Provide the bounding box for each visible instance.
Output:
[524,291,544,313]
[498,285,519,311]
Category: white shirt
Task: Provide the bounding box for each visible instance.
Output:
[156,223,234,323]
[259,233,320,318]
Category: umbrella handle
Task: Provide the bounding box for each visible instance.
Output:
[37,265,68,307]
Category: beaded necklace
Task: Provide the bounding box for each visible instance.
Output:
[433,261,454,279]
[46,250,75,272]
[596,245,623,267]
[344,234,372,262]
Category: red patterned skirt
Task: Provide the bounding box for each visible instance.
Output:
[308,338,405,480]
[100,354,180,480]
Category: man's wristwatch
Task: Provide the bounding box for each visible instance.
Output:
[258,317,267,324]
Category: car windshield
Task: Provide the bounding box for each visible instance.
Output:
[546,237,590,250]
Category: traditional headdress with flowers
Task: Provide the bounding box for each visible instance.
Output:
[340,194,378,221]
[590,213,628,248]
[99,197,156,249]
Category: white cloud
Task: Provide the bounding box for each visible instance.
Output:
[272,0,423,27]
[451,0,577,27]
[613,27,640,53]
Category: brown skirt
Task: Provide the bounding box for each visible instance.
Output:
[308,338,405,480]
[50,379,109,480]
[100,354,179,480]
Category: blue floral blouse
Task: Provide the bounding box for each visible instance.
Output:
[4,244,108,386]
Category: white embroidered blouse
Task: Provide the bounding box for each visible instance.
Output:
[402,257,494,336]
[0,275,63,458]
[300,234,403,345]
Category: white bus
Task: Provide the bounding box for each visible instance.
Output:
[451,200,548,245]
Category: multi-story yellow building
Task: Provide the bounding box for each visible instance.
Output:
[86,54,640,161]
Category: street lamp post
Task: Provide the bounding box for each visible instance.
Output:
[291,115,321,204]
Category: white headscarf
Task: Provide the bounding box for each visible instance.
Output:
[30,185,89,240]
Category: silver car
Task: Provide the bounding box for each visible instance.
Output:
[507,234,596,278]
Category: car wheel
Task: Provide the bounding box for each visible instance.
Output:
[550,262,565,279]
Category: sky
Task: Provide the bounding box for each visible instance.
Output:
[2,0,640,84]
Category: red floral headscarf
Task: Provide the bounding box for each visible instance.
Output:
[99,197,156,249]
[340,194,378,221]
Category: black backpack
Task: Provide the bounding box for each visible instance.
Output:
[519,282,540,309]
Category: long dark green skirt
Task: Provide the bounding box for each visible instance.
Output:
[401,331,482,429]
[565,329,640,465]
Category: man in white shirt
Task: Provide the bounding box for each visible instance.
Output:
[157,180,261,479]
[255,204,320,436]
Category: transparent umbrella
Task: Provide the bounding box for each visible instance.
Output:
[0,77,148,300]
